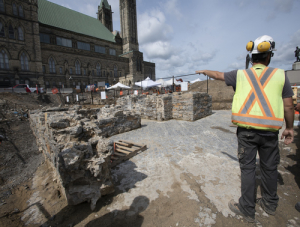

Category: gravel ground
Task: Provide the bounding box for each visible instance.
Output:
[1,108,300,227]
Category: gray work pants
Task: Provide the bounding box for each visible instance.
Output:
[237,128,280,217]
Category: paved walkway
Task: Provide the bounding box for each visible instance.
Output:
[108,110,242,224]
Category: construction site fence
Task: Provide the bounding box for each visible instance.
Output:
[45,88,73,94]
[0,88,27,93]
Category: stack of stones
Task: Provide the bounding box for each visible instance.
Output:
[117,92,212,121]
[29,105,141,210]
[172,92,212,121]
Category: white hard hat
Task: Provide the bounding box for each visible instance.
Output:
[246,35,276,54]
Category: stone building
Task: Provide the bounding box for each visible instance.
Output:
[0,0,155,89]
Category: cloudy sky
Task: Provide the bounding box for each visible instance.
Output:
[47,0,300,81]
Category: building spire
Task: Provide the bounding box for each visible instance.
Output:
[100,0,111,10]
[98,0,113,32]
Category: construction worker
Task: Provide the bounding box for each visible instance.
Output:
[196,35,294,223]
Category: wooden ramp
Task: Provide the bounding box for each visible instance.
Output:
[111,140,147,167]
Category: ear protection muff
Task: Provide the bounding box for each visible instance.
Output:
[247,40,276,52]
[257,41,271,52]
[246,41,254,52]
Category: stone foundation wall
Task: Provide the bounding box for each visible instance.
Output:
[116,92,212,121]
[172,92,212,121]
[29,106,141,210]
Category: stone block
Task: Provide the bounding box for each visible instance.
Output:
[29,105,141,210]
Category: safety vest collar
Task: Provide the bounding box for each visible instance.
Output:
[251,64,267,70]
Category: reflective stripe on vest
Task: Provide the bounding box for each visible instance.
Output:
[232,66,284,130]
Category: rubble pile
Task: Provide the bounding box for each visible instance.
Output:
[117,92,212,121]
[29,105,141,210]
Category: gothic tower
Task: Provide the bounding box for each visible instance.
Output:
[98,0,113,32]
[119,0,139,53]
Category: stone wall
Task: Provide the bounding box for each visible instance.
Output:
[29,105,141,210]
[116,92,212,121]
[172,92,212,121]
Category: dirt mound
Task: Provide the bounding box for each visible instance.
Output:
[0,93,61,111]
[189,80,234,110]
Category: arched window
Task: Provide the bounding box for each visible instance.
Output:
[49,57,55,73]
[12,3,17,15]
[8,24,14,39]
[96,63,101,76]
[19,5,23,17]
[136,58,139,71]
[0,22,4,37]
[20,52,29,71]
[0,50,9,69]
[114,65,118,78]
[0,0,4,12]
[75,60,81,75]
[18,27,24,40]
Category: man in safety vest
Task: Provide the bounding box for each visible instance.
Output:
[196,35,294,223]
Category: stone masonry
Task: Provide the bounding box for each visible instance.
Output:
[116,92,212,121]
[29,105,141,210]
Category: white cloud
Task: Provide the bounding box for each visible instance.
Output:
[273,0,294,13]
[84,4,97,17]
[271,29,300,67]
[142,41,176,60]
[138,9,173,44]
[265,0,296,20]
[191,51,217,64]
[227,62,245,70]
[236,54,247,61]
[164,0,183,19]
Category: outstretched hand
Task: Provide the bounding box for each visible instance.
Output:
[196,70,206,75]
[281,128,294,145]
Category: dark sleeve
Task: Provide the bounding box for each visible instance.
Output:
[282,73,294,98]
[224,70,238,91]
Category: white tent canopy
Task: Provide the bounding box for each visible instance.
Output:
[165,79,181,86]
[135,77,161,89]
[190,78,202,84]
[155,78,181,87]
[107,82,131,90]
[155,79,167,87]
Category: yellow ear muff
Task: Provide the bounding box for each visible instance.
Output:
[257,41,271,52]
[246,41,254,51]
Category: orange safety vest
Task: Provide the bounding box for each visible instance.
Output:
[231,65,285,131]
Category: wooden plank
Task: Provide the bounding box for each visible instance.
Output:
[115,148,131,155]
[113,152,126,157]
[115,141,133,147]
[110,140,148,168]
[119,140,145,147]
[115,144,136,152]
[133,146,147,153]
[111,156,119,160]
[111,149,139,168]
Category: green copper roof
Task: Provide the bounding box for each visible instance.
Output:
[38,0,115,43]
[100,0,111,9]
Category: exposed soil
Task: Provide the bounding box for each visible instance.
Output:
[0,92,300,227]
[189,80,234,110]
